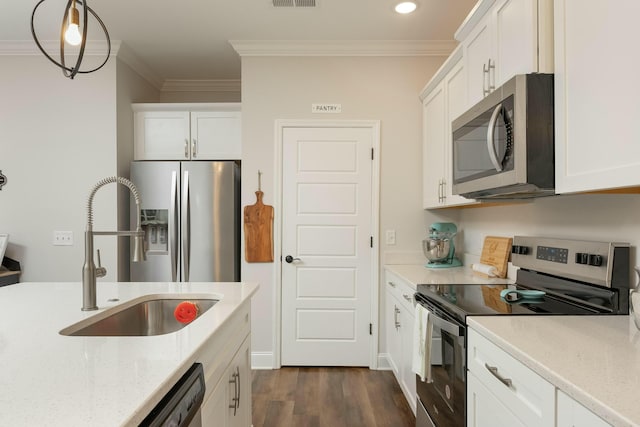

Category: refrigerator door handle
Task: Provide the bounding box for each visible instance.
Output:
[169,171,178,282]
[182,170,190,282]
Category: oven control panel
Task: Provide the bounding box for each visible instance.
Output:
[511,236,629,288]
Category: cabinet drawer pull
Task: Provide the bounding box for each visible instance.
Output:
[388,281,397,288]
[403,294,412,302]
[485,363,513,388]
[394,305,399,328]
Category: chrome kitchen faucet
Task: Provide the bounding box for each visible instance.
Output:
[82,176,146,311]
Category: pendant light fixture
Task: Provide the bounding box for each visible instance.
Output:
[30,0,111,79]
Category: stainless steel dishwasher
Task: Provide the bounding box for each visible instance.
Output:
[139,363,205,427]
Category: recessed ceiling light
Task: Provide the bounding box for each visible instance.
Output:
[395,1,417,14]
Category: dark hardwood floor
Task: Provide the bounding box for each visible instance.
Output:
[252,367,415,427]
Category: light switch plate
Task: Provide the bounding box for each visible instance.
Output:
[53,231,73,246]
[386,230,396,245]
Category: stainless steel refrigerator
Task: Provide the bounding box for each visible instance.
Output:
[130,161,240,282]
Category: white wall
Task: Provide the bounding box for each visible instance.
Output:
[0,54,158,284]
[456,194,640,269]
[0,56,120,282]
[240,55,454,367]
[115,59,161,281]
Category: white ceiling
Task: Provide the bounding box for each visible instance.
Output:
[2,0,478,83]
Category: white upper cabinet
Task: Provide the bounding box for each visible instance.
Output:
[421,47,477,209]
[422,81,446,208]
[554,0,640,193]
[133,103,241,161]
[457,0,552,108]
[190,111,241,160]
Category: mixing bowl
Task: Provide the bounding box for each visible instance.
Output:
[422,237,452,263]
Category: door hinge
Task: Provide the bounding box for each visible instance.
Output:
[370,236,373,248]
[371,148,374,160]
[369,323,373,335]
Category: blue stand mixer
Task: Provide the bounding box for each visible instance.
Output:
[422,222,463,268]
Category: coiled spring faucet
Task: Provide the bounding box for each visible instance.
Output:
[82,176,146,311]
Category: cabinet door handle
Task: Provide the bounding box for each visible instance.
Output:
[236,366,241,411]
[483,63,489,96]
[485,363,513,388]
[192,139,198,158]
[229,369,239,415]
[487,58,496,92]
[441,179,446,203]
[184,139,189,158]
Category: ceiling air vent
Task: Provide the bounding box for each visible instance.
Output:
[273,0,316,7]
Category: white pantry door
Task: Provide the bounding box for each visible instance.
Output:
[281,125,374,366]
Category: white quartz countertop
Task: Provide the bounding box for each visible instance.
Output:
[384,264,512,290]
[468,315,640,427]
[0,281,258,427]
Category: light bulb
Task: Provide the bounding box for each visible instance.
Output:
[64,23,82,45]
[395,1,417,14]
[64,3,82,46]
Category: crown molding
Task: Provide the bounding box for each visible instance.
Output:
[0,40,164,89]
[115,42,164,90]
[161,79,241,93]
[229,40,457,57]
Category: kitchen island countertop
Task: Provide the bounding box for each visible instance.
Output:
[0,281,258,426]
[469,315,640,427]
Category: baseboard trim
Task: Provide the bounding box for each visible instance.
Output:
[251,351,275,369]
[377,353,392,370]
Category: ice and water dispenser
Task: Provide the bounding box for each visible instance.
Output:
[140,209,168,253]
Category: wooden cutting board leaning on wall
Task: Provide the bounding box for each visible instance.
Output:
[244,190,274,262]
[479,236,513,279]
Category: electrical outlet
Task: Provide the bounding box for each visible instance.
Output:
[386,229,396,245]
[53,231,73,246]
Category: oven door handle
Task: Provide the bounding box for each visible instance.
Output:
[426,309,464,337]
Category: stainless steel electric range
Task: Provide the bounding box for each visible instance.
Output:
[413,236,631,427]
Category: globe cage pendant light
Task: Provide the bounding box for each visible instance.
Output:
[30,0,111,79]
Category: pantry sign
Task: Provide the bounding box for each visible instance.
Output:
[312,103,342,114]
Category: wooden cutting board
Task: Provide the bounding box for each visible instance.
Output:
[244,191,274,263]
[479,236,513,278]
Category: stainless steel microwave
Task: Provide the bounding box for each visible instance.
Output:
[451,73,554,200]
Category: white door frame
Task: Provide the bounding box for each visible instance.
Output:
[273,119,380,369]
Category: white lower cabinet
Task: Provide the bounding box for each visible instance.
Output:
[198,300,251,426]
[201,336,251,427]
[468,327,613,427]
[467,370,526,427]
[467,328,555,427]
[384,269,416,413]
[557,390,611,427]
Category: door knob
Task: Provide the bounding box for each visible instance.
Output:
[285,255,301,263]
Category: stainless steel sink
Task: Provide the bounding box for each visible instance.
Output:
[60,297,218,336]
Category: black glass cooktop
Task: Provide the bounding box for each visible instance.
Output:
[415,269,623,325]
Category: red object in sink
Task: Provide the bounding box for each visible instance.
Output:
[174,301,199,324]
